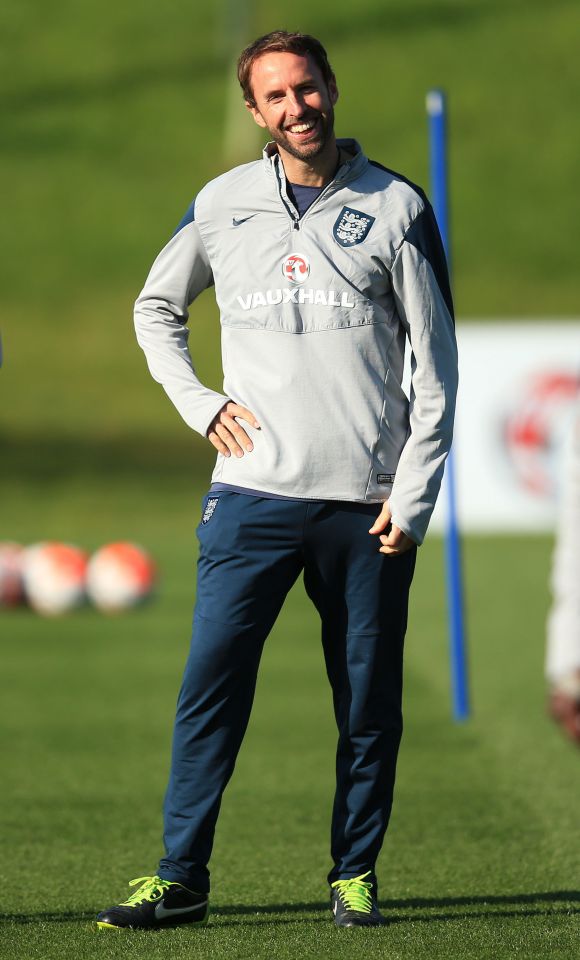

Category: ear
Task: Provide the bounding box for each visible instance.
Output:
[246,102,268,129]
[328,74,339,106]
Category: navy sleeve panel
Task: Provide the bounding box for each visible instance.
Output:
[404,204,454,322]
[369,159,453,319]
[172,199,196,237]
[368,159,428,205]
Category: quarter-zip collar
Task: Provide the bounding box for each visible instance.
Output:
[262,138,369,187]
[264,139,369,229]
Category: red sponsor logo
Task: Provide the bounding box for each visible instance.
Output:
[503,371,580,497]
[281,254,310,285]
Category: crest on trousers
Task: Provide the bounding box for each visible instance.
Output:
[202,497,219,524]
[333,206,376,247]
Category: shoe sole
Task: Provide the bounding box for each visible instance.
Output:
[333,919,388,927]
[96,907,210,930]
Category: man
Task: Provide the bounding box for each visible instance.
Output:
[97,30,458,930]
[546,402,580,745]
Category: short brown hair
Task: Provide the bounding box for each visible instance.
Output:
[237,30,334,108]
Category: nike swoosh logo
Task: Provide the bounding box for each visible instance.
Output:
[333,901,338,915]
[154,901,208,920]
[232,215,256,227]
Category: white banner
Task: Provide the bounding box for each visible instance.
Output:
[428,321,580,533]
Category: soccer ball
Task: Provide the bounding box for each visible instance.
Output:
[23,542,88,615]
[0,541,25,607]
[86,542,156,612]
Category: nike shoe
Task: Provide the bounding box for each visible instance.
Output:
[330,871,387,927]
[96,875,209,929]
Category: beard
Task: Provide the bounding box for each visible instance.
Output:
[266,106,335,162]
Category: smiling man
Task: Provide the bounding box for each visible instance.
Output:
[246,44,338,168]
[97,30,458,931]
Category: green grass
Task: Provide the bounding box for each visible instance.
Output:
[1,0,580,440]
[2,2,580,956]
[1,467,580,958]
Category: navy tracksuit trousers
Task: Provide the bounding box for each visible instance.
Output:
[158,492,416,894]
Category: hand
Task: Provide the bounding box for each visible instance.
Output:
[207,402,260,458]
[369,501,416,556]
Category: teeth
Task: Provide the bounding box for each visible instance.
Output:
[289,122,314,133]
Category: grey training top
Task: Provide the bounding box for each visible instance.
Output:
[134,139,458,544]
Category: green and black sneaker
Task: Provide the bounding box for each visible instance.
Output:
[330,871,387,927]
[96,875,209,930]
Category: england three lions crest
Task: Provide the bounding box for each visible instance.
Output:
[333,206,376,247]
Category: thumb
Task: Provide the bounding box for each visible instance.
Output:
[369,501,392,534]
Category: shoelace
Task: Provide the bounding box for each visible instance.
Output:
[332,872,374,913]
[121,876,173,906]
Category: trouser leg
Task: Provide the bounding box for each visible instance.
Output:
[159,493,303,892]
[303,502,416,890]
[546,409,580,682]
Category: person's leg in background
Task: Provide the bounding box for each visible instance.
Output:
[547,407,580,746]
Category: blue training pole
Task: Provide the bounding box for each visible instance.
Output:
[426,90,470,721]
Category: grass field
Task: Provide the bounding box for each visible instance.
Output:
[2,465,580,959]
[2,1,580,957]
[2,0,580,441]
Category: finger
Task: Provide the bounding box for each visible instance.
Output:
[369,520,391,534]
[379,534,414,556]
[226,403,261,430]
[379,532,404,555]
[379,544,395,555]
[379,543,413,556]
[379,522,413,549]
[215,422,244,458]
[220,413,254,452]
[379,544,403,556]
[369,503,392,534]
[207,430,231,457]
[388,523,412,545]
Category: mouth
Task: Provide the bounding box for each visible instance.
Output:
[285,117,320,140]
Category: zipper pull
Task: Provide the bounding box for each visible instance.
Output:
[293,218,300,230]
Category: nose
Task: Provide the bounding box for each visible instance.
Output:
[286,90,306,116]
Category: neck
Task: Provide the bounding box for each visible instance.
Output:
[279,138,339,187]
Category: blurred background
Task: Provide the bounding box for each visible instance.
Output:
[2,1,580,957]
[1,0,579,535]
